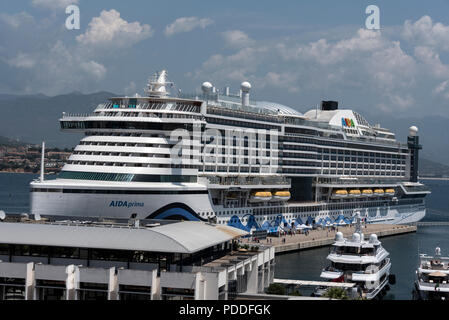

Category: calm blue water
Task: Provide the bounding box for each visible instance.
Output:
[0,173,448,300]
[0,173,58,214]
[421,179,449,222]
[0,173,36,214]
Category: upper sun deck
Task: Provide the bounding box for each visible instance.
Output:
[419,254,449,272]
[59,70,409,148]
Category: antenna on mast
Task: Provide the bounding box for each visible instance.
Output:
[145,70,174,97]
[40,141,45,182]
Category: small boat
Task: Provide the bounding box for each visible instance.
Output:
[374,189,385,196]
[385,188,395,196]
[272,190,291,201]
[362,189,373,197]
[413,247,449,300]
[249,191,272,202]
[332,189,348,199]
[349,189,361,198]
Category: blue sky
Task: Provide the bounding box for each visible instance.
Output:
[2,0,449,118]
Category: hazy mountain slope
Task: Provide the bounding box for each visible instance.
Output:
[0,91,117,148]
[420,158,449,177]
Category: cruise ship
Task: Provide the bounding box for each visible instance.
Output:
[30,70,430,232]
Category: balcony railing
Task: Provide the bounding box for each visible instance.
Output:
[208,176,291,186]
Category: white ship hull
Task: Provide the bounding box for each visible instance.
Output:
[31,184,426,229]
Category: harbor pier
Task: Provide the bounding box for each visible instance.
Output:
[242,224,417,254]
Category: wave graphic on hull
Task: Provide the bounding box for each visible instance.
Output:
[147,205,361,233]
[146,203,206,221]
[227,213,355,232]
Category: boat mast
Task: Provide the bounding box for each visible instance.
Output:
[354,211,363,240]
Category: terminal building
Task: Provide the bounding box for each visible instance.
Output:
[0,217,275,300]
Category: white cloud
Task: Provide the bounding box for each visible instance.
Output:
[279,29,386,65]
[414,46,449,79]
[260,72,300,93]
[0,12,34,28]
[222,30,253,48]
[0,9,152,95]
[31,0,78,9]
[164,17,213,36]
[80,61,107,80]
[432,80,449,99]
[6,52,36,68]
[195,27,421,113]
[403,15,449,51]
[76,9,154,48]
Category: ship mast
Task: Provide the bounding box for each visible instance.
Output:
[145,70,174,98]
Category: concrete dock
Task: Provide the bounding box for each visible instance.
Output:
[242,224,417,254]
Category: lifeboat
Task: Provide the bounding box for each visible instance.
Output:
[249,191,272,202]
[385,188,395,196]
[332,189,348,199]
[349,189,361,198]
[374,189,385,196]
[362,189,373,197]
[272,190,291,201]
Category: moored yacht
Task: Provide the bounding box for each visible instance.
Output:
[317,213,394,299]
[413,247,449,300]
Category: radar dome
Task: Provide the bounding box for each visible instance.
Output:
[409,126,418,136]
[335,232,344,242]
[352,233,361,242]
[241,81,251,92]
[201,82,213,93]
[369,234,378,244]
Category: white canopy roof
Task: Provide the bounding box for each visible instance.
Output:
[0,221,247,254]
